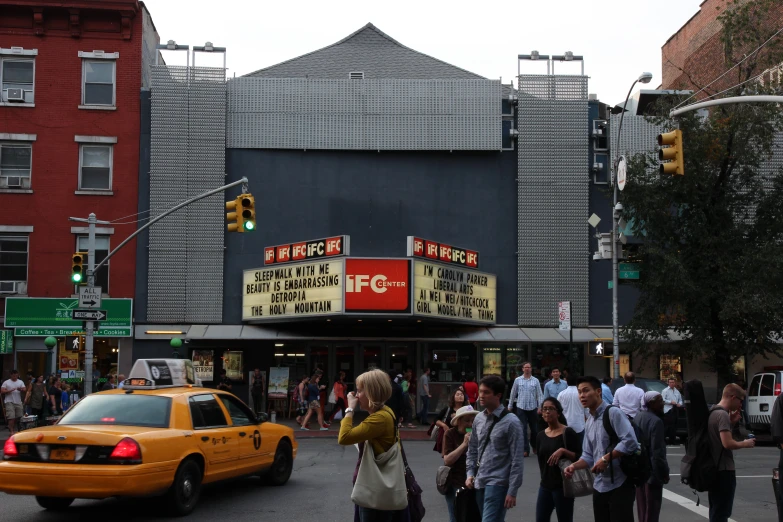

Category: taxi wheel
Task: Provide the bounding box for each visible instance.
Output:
[165,459,203,516]
[265,440,293,486]
[35,496,74,511]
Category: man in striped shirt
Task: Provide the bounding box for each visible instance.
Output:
[508,362,543,456]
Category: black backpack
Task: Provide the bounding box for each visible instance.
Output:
[603,405,652,487]
[680,379,723,494]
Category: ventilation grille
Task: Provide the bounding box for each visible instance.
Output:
[348,71,365,80]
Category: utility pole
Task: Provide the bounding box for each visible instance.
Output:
[69,176,250,397]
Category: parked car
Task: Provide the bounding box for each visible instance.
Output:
[747,368,783,433]
[609,378,688,441]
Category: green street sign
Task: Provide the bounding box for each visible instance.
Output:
[4,298,132,330]
[619,263,641,280]
[0,330,13,354]
[13,327,131,338]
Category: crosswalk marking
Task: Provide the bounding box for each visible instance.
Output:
[662,488,738,522]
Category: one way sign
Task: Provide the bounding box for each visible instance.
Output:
[72,309,107,321]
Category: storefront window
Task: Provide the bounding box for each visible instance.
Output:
[309,345,329,379]
[659,354,682,381]
[389,344,412,375]
[532,344,583,381]
[362,344,382,373]
[335,344,355,385]
[423,343,476,384]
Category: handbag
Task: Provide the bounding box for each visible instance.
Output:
[436,465,451,495]
[328,386,337,405]
[429,407,451,441]
[558,431,594,498]
[351,411,408,511]
[400,439,425,522]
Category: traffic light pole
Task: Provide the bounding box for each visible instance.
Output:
[69,176,249,396]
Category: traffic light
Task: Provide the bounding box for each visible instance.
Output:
[71,252,86,284]
[239,194,255,231]
[658,129,684,175]
[225,197,244,233]
[226,194,256,233]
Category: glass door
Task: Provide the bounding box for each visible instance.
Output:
[388,344,414,375]
[309,345,330,409]
[361,344,383,373]
[335,344,357,393]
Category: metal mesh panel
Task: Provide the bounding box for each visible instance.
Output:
[227,78,501,150]
[149,65,226,323]
[609,112,665,173]
[517,75,589,326]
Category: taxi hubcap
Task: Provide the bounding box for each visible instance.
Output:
[182,478,193,499]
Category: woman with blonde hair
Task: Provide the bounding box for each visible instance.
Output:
[339,368,403,521]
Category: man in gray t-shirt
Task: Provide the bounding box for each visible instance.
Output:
[706,384,755,522]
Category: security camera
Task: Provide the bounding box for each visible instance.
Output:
[593,252,602,261]
[614,203,623,212]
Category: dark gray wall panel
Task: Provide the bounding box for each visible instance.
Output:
[223,149,518,324]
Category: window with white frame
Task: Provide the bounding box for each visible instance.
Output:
[76,236,109,291]
[79,145,112,190]
[0,234,28,293]
[82,60,115,106]
[0,142,32,189]
[1,57,34,103]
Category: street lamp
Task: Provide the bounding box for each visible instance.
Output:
[611,72,653,379]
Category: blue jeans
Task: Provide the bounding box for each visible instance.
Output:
[516,408,538,453]
[358,506,393,522]
[708,471,736,522]
[476,484,508,522]
[419,395,430,425]
[445,486,457,522]
[536,485,574,522]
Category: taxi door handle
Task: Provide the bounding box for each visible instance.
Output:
[239,432,247,437]
[201,436,209,442]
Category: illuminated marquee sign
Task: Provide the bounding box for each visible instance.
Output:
[413,260,496,324]
[407,236,479,269]
[243,260,343,320]
[264,236,349,265]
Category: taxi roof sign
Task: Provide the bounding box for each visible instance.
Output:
[123,359,201,390]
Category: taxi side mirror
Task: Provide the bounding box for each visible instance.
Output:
[257,412,269,424]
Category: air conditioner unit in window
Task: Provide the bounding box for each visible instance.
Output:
[5,177,22,188]
[6,88,25,102]
[0,281,19,293]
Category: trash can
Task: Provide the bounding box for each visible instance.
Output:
[773,468,781,522]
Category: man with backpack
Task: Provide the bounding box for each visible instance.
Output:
[706,383,755,522]
[634,391,669,522]
[564,376,640,522]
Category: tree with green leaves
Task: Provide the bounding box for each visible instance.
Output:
[621,0,783,399]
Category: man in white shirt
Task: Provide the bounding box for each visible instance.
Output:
[1,369,27,434]
[557,374,588,447]
[613,372,645,419]
[661,378,683,444]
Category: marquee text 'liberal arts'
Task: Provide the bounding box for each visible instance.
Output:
[412,261,497,324]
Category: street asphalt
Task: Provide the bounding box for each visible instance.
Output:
[0,438,779,521]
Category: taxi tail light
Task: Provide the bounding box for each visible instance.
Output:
[3,436,18,458]
[109,437,142,463]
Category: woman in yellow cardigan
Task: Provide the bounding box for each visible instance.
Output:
[338,368,398,522]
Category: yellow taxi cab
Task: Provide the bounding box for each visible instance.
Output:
[0,359,297,516]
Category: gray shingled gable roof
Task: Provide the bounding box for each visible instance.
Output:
[245,23,485,80]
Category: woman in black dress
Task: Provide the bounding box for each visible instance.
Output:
[535,397,582,522]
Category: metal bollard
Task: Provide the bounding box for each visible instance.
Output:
[774,468,781,521]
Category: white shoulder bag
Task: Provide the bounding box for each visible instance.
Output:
[351,411,408,511]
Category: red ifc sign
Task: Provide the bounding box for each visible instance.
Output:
[264,236,349,265]
[345,258,411,312]
[407,236,479,269]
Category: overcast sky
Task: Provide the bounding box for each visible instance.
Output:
[142,0,704,106]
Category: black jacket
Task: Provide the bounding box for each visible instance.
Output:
[386,381,404,421]
[771,393,783,444]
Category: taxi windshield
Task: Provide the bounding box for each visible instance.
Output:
[60,394,171,428]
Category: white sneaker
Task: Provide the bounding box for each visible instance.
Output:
[300,426,309,431]
[320,427,329,431]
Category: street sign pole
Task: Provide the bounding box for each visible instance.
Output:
[84,213,96,397]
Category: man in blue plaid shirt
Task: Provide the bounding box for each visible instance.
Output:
[508,362,543,456]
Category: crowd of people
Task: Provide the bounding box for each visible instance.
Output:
[332,364,756,522]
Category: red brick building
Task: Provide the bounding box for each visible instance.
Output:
[662,0,783,95]
[0,1,159,379]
